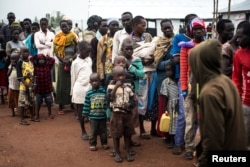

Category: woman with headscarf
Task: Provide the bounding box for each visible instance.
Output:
[78,15,102,43]
[53,20,78,114]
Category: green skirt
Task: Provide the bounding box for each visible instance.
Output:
[55,63,71,105]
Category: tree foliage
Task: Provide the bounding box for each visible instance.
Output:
[45,11,64,27]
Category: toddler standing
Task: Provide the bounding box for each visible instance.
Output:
[107,66,136,163]
[82,73,109,151]
[159,61,179,148]
[31,54,55,121]
[7,51,20,116]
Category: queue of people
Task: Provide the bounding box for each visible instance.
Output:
[0,11,249,166]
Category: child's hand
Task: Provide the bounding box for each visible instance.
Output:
[124,102,130,109]
[63,59,70,65]
[142,57,154,66]
[126,61,130,69]
[24,82,32,89]
[115,80,122,87]
[134,94,138,101]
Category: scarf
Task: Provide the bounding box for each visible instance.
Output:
[153,35,173,68]
[53,31,77,59]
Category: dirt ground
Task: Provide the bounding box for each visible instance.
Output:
[0,102,195,167]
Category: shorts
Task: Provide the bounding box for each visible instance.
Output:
[18,90,34,107]
[110,112,134,138]
[36,93,53,105]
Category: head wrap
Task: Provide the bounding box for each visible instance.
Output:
[87,15,102,30]
[107,18,119,25]
[10,21,21,28]
[189,17,205,33]
[62,16,71,21]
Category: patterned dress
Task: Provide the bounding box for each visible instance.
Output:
[160,78,178,135]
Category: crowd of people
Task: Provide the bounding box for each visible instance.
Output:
[0,11,249,166]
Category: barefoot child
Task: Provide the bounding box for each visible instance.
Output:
[31,54,55,121]
[7,51,20,116]
[107,66,136,163]
[71,41,92,140]
[82,73,109,151]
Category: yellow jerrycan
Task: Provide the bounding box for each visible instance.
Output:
[159,112,170,132]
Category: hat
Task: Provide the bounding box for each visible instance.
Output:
[62,16,71,21]
[189,17,205,32]
[10,21,21,28]
[107,18,119,25]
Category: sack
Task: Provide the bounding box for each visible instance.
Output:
[159,112,170,132]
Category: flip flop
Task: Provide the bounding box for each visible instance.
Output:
[129,148,136,156]
[58,110,64,115]
[19,120,30,125]
[89,146,97,151]
[140,133,151,139]
[131,141,141,147]
[34,119,40,122]
[109,149,116,157]
[114,153,122,163]
[126,153,134,162]
[49,114,55,119]
[81,134,89,140]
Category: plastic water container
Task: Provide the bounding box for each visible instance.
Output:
[159,112,170,132]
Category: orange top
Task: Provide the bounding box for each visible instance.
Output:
[180,41,198,91]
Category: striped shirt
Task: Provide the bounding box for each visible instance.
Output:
[82,87,107,119]
[160,78,179,134]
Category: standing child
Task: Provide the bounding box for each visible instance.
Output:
[16,47,35,125]
[121,38,144,147]
[31,54,55,121]
[107,66,136,163]
[7,51,20,116]
[121,37,144,94]
[82,73,109,151]
[71,41,92,140]
[159,61,179,148]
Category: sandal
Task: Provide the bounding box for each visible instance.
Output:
[89,146,97,151]
[114,153,122,163]
[34,119,40,122]
[49,114,54,119]
[131,141,141,147]
[102,145,109,150]
[58,110,64,115]
[126,153,134,162]
[81,134,89,140]
[129,148,136,155]
[109,149,116,157]
[19,120,30,125]
[140,133,151,139]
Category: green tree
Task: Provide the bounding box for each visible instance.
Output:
[34,16,38,23]
[53,11,64,27]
